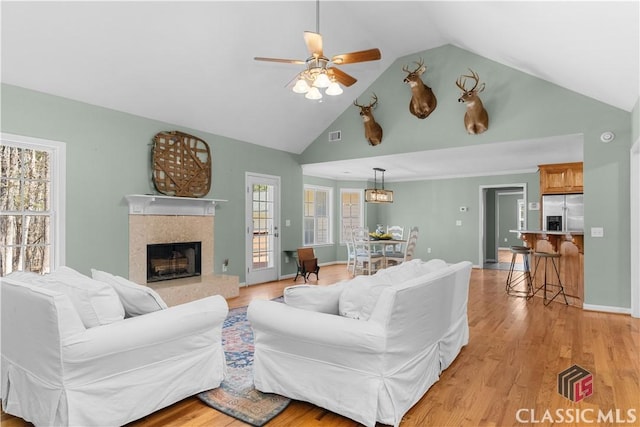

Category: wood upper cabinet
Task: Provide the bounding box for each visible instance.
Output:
[539,162,583,194]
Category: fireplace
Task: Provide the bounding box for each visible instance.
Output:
[147,241,201,283]
[126,196,239,305]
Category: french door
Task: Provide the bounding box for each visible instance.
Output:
[245,173,280,285]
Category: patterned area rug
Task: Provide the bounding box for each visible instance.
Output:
[198,301,290,426]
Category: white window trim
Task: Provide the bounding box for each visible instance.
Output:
[339,188,364,244]
[1,132,66,270]
[303,184,334,246]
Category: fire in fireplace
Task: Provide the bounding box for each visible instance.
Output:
[147,241,202,283]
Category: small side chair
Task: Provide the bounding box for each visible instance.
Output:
[295,247,320,282]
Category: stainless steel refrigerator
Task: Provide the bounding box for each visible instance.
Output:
[542,194,584,231]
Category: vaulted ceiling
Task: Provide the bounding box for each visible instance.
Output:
[2,1,638,175]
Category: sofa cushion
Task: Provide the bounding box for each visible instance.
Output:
[338,275,392,320]
[4,270,42,284]
[377,259,448,285]
[91,269,167,316]
[417,259,449,274]
[37,266,125,328]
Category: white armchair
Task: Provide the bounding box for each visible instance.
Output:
[248,259,472,427]
[1,268,228,427]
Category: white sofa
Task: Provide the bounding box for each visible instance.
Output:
[1,267,228,427]
[247,259,473,427]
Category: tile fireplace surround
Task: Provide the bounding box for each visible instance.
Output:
[126,195,238,306]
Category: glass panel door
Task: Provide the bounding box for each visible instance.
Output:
[245,173,279,285]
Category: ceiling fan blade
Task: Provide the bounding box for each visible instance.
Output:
[328,67,357,87]
[304,31,323,57]
[254,57,306,65]
[331,48,382,65]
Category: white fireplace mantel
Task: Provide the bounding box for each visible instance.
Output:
[125,194,227,216]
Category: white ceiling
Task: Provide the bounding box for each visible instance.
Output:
[1,1,638,180]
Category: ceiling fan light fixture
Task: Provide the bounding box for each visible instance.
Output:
[325,81,343,96]
[292,78,310,94]
[255,0,380,101]
[312,71,331,88]
[305,86,323,100]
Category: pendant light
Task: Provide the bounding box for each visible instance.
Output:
[365,167,393,203]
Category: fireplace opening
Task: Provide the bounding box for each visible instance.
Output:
[147,241,202,283]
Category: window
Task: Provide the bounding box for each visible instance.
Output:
[303,185,332,245]
[1,133,66,276]
[340,189,363,243]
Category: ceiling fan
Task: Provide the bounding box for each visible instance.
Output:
[254,0,382,99]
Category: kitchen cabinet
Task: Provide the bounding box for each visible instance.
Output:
[539,162,583,194]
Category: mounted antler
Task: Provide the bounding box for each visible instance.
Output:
[402,58,437,119]
[354,94,383,146]
[456,69,488,134]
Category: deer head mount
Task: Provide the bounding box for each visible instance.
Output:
[456,69,489,135]
[402,58,437,119]
[354,94,383,146]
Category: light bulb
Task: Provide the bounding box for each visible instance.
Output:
[325,82,343,96]
[292,78,310,94]
[305,86,322,100]
[313,72,331,88]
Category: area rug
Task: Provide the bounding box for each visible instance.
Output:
[198,301,290,426]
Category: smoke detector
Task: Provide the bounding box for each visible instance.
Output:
[600,131,615,143]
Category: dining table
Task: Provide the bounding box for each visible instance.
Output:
[363,238,406,268]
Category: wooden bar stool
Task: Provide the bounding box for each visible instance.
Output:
[532,252,569,306]
[505,246,534,298]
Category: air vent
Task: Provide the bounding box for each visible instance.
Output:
[328,131,342,142]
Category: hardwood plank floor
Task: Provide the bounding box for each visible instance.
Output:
[2,264,639,426]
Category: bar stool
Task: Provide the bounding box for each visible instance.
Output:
[505,246,534,298]
[532,252,569,306]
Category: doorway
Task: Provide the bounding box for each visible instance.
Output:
[245,173,280,285]
[479,183,528,269]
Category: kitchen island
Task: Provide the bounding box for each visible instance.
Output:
[510,230,583,308]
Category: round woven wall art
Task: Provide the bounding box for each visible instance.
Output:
[151,131,212,198]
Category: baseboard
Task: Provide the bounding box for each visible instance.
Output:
[582,304,632,315]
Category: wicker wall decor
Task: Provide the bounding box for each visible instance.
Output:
[151,131,212,198]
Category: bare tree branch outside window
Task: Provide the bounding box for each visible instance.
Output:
[1,145,51,275]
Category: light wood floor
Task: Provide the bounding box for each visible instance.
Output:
[2,265,639,427]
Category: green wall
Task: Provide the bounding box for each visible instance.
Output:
[301,44,634,309]
[1,83,303,282]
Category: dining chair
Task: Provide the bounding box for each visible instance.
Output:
[384,225,405,257]
[353,227,384,275]
[386,225,405,240]
[344,226,356,276]
[386,226,419,266]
